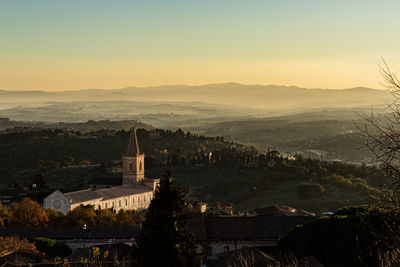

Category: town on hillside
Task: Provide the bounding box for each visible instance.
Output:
[3,2,400,265]
[0,127,320,266]
[1,125,396,267]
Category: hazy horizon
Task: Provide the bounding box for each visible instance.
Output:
[2,1,400,91]
[0,82,389,92]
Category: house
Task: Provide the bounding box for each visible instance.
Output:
[0,213,315,259]
[43,128,160,214]
[218,203,234,215]
[189,215,315,261]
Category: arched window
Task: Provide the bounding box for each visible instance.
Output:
[119,200,121,207]
[139,161,142,171]
[126,199,128,206]
[129,162,133,170]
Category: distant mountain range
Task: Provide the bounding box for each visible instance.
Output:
[0,83,391,111]
[0,83,391,162]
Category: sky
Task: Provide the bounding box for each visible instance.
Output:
[1,0,400,91]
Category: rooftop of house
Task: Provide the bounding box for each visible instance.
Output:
[253,205,316,217]
[201,215,315,240]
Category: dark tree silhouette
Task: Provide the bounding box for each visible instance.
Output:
[134,171,198,267]
[359,60,400,205]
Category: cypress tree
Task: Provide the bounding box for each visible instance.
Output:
[134,171,198,267]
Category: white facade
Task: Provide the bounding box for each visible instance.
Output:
[86,191,154,213]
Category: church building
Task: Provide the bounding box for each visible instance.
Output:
[43,128,160,214]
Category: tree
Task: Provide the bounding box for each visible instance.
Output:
[95,208,116,226]
[63,206,96,226]
[33,174,48,190]
[9,198,49,227]
[115,210,140,227]
[278,205,400,266]
[0,202,9,226]
[134,171,198,267]
[0,236,37,257]
[63,155,75,166]
[46,208,65,226]
[297,183,325,199]
[359,61,400,205]
[34,237,72,258]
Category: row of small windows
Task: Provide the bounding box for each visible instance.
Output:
[100,193,152,209]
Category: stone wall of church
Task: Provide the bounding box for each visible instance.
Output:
[44,190,154,215]
[122,154,145,184]
[68,191,155,213]
[43,190,71,215]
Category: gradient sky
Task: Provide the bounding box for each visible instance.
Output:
[1,0,400,91]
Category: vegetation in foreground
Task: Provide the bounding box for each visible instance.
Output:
[0,197,146,228]
[278,205,400,267]
[134,172,198,267]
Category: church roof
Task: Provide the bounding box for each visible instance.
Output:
[126,127,140,156]
[64,184,152,204]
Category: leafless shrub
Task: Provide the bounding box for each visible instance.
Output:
[357,60,400,207]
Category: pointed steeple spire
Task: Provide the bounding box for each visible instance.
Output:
[126,127,140,156]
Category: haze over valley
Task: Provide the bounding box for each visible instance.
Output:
[4,1,400,265]
[0,83,391,162]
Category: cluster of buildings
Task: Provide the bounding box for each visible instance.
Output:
[2,127,320,266]
[0,206,316,265]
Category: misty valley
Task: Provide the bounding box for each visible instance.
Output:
[0,84,391,215]
[1,83,399,267]
[4,2,400,265]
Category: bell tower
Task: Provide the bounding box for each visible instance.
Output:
[122,128,145,184]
